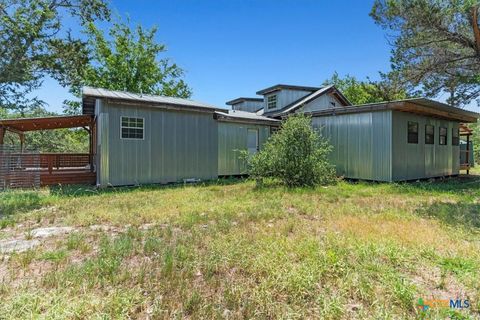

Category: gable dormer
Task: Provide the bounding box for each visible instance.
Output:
[256,84,320,113]
[226,97,264,113]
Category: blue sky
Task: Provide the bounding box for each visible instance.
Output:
[36,0,477,112]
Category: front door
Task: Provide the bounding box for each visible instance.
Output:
[247,129,259,155]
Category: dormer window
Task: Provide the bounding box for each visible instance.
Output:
[267,95,277,110]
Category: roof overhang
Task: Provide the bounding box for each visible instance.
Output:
[0,115,94,132]
[305,98,479,123]
[226,97,263,105]
[82,87,227,114]
[460,123,473,135]
[256,84,321,95]
[214,111,280,126]
[264,85,351,118]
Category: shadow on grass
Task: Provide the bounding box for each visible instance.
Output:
[415,201,480,229]
[0,191,47,217]
[392,175,480,196]
[48,176,249,198]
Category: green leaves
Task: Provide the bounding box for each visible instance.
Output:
[0,0,110,113]
[64,19,192,113]
[246,115,336,187]
[323,72,411,105]
[371,0,480,107]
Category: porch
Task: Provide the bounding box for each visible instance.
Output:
[0,115,96,188]
[460,123,473,174]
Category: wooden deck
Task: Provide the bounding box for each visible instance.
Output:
[39,153,96,186]
[1,152,96,188]
[40,170,96,186]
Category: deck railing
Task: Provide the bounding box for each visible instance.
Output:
[1,151,95,188]
[39,153,93,173]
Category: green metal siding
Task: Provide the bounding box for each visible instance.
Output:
[99,101,218,186]
[312,111,393,181]
[391,111,460,180]
[218,122,271,175]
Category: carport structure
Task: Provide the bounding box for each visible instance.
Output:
[0,115,96,187]
[460,123,473,174]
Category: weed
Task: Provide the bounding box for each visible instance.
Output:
[41,250,68,263]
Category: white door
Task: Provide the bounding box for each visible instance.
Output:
[247,129,259,155]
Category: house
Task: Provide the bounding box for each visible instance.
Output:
[228,84,478,182]
[0,84,477,188]
[82,87,279,187]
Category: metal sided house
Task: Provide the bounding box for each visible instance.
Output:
[215,110,279,176]
[250,84,479,182]
[82,87,278,187]
[307,100,479,181]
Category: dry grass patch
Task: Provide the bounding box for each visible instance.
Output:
[0,177,479,318]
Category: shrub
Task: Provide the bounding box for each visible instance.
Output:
[246,114,336,187]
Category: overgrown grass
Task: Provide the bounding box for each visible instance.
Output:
[0,173,479,318]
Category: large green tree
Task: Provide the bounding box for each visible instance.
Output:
[65,20,192,114]
[371,0,480,107]
[323,72,411,105]
[0,0,110,114]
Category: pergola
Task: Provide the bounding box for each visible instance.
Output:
[459,123,473,174]
[0,115,96,186]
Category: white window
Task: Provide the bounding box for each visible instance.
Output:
[267,95,277,110]
[121,116,144,139]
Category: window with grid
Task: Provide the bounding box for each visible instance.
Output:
[407,121,418,144]
[425,124,434,144]
[121,117,144,139]
[439,127,447,145]
[267,95,277,110]
[452,128,459,146]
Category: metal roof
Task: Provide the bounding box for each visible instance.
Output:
[306,98,479,123]
[256,84,321,95]
[225,97,263,105]
[215,110,280,125]
[0,115,94,132]
[262,85,351,117]
[82,87,227,112]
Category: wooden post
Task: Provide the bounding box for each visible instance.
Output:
[0,127,5,145]
[88,125,94,172]
[19,133,25,152]
[466,134,470,175]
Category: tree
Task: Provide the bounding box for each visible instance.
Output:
[64,20,192,114]
[371,0,480,107]
[2,106,88,152]
[245,115,336,187]
[0,0,110,113]
[323,72,411,105]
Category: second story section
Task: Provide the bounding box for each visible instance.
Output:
[256,84,320,114]
[255,84,351,117]
[226,97,264,113]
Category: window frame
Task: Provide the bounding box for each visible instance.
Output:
[267,94,277,110]
[439,127,447,145]
[452,127,460,146]
[120,116,145,140]
[425,124,434,145]
[407,121,419,144]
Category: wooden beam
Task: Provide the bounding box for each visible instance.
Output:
[0,127,5,145]
[466,134,470,175]
[19,133,25,152]
[398,102,477,123]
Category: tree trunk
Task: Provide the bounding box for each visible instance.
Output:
[472,5,480,57]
